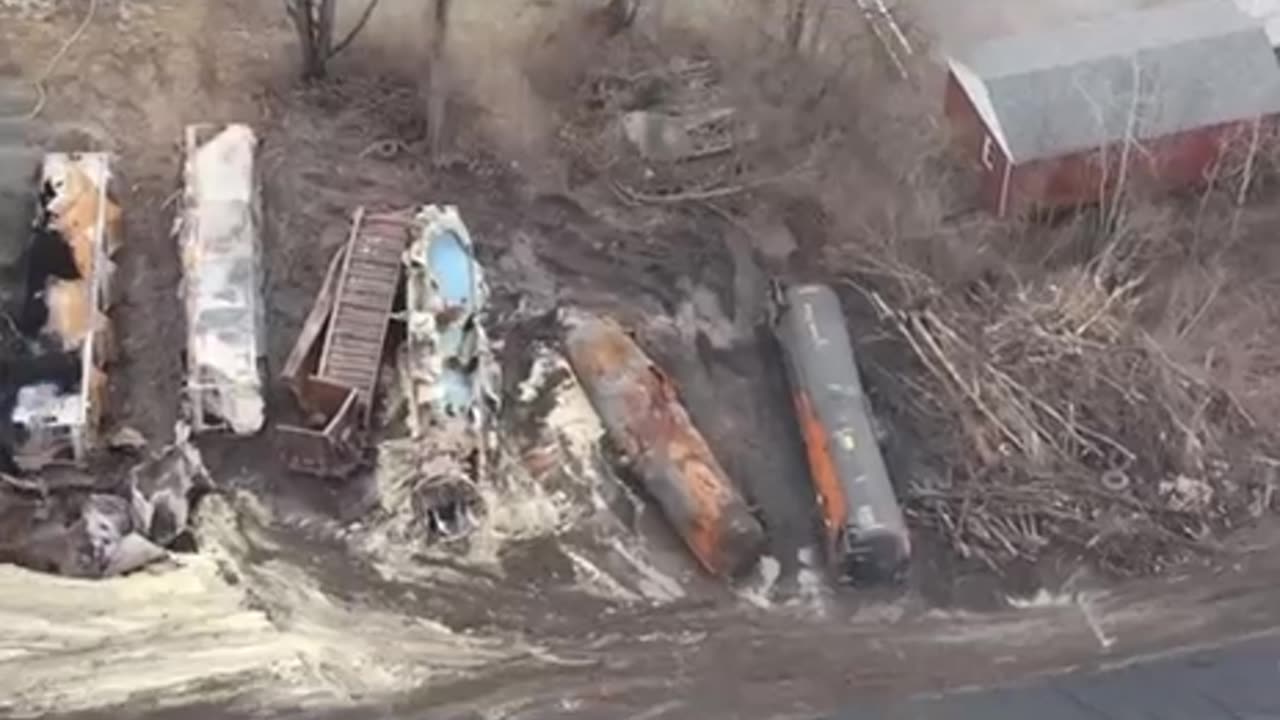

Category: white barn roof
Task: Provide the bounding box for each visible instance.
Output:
[949,0,1280,162]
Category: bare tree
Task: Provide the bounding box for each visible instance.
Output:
[284,0,381,80]
[422,0,451,159]
[785,0,807,51]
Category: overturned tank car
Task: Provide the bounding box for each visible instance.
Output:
[390,205,498,540]
[771,282,910,584]
[564,311,765,578]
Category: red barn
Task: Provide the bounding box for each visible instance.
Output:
[944,0,1280,217]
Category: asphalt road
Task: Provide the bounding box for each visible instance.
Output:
[48,630,1280,719]
[838,632,1280,720]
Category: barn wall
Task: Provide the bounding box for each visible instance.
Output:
[1005,117,1277,215]
[943,70,1013,216]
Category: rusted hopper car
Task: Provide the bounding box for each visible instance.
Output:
[564,311,765,578]
[276,208,406,477]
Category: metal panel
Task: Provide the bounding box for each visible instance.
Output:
[773,283,909,583]
[316,207,403,425]
[281,242,346,398]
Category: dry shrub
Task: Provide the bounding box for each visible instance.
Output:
[834,189,1280,575]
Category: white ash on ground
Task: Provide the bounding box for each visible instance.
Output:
[350,339,691,604]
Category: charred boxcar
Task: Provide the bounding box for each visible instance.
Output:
[6,153,119,470]
[177,124,266,436]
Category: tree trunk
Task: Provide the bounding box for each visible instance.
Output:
[424,0,452,159]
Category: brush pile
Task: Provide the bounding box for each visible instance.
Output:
[858,228,1277,575]
[557,50,799,205]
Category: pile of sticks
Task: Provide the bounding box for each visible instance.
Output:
[860,243,1259,575]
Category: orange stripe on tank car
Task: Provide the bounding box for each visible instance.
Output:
[794,390,848,554]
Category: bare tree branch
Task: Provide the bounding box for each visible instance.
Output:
[328,0,381,60]
[283,0,381,79]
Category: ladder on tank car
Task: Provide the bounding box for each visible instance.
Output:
[314,208,405,425]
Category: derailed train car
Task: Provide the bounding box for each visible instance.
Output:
[772,283,910,583]
[395,204,499,538]
[176,124,266,435]
[277,207,404,477]
[275,204,497,539]
[565,312,765,578]
[5,153,120,470]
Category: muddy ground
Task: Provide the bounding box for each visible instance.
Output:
[5,0,1280,718]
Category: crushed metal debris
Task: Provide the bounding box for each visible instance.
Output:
[0,422,211,578]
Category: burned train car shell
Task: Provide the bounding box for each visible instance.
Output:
[7,153,118,469]
[402,204,498,434]
[177,124,266,435]
[394,204,498,539]
[565,312,765,578]
[773,284,909,583]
